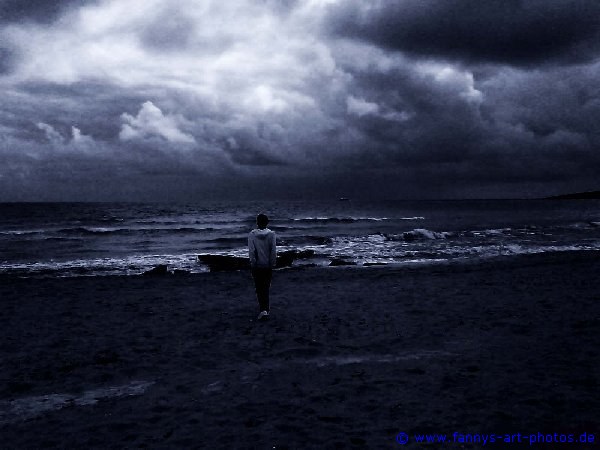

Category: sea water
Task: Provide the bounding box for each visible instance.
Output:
[0,199,598,277]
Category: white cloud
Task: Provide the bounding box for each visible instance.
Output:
[37,123,65,145]
[71,126,95,145]
[36,123,97,152]
[119,101,195,144]
[346,96,380,116]
[417,62,483,104]
[0,0,340,97]
[1,0,348,163]
[346,96,411,122]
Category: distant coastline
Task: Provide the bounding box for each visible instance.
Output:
[545,190,600,200]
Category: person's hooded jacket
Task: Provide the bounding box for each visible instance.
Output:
[248,228,276,268]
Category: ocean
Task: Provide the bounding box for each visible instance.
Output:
[1,200,599,278]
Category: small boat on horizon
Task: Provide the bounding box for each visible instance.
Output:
[339,197,350,201]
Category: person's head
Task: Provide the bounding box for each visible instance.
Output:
[256,213,269,229]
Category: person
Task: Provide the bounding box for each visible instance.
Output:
[248,213,277,320]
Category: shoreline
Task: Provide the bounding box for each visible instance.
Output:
[1,250,598,448]
[1,247,599,281]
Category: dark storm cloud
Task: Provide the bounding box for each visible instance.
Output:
[327,0,600,65]
[330,49,487,168]
[327,36,600,194]
[221,133,288,167]
[1,0,599,200]
[0,0,97,24]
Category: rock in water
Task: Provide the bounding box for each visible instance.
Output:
[329,258,357,266]
[198,250,314,272]
[275,250,296,268]
[276,249,315,268]
[173,269,190,275]
[142,265,169,276]
[197,255,250,272]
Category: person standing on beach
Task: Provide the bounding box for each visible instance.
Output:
[248,213,277,320]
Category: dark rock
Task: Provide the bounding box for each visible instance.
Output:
[296,249,316,258]
[276,250,296,268]
[198,249,316,271]
[198,255,250,272]
[142,264,169,276]
[402,232,417,242]
[276,249,317,268]
[173,269,190,275]
[329,258,357,266]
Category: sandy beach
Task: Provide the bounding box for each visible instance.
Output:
[1,251,598,448]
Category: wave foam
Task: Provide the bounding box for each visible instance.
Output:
[291,217,391,223]
[0,381,154,425]
[386,229,451,241]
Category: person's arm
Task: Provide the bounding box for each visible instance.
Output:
[248,234,256,267]
[269,233,277,268]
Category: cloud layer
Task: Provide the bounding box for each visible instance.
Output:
[327,0,600,65]
[0,0,598,200]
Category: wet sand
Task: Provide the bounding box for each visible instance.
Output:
[1,252,599,448]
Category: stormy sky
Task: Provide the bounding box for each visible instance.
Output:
[0,0,598,201]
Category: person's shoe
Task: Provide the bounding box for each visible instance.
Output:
[257,311,269,320]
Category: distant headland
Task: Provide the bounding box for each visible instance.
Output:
[545,190,600,200]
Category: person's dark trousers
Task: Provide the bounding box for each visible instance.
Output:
[252,267,272,312]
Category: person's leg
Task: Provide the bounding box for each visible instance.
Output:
[252,268,263,311]
[253,268,272,312]
[259,268,272,312]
